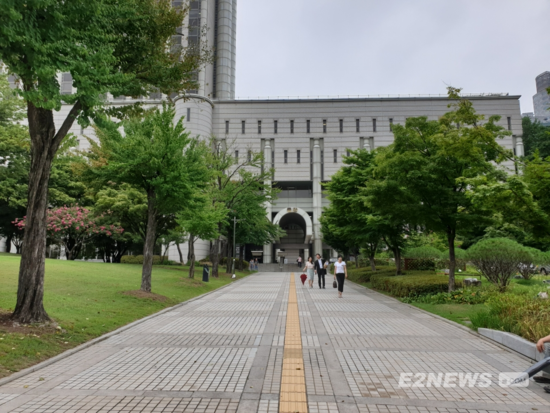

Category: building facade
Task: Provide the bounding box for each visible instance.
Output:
[532,71,550,126]
[2,0,525,264]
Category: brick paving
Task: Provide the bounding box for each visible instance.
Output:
[1,272,550,412]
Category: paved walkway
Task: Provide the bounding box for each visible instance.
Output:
[1,272,550,412]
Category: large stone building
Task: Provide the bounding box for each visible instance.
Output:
[1,0,525,263]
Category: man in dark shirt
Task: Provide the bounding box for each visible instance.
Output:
[314,253,326,289]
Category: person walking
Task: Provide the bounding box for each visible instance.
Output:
[303,256,315,289]
[314,253,326,289]
[333,256,348,298]
[297,256,302,268]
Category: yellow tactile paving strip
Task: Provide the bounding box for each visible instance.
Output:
[279,273,308,413]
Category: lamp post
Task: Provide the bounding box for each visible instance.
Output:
[232,215,245,276]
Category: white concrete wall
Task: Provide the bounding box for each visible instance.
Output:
[212,96,523,181]
[166,239,210,263]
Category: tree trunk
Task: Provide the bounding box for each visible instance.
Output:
[5,234,12,253]
[141,189,158,292]
[355,249,359,269]
[369,256,376,272]
[12,100,81,324]
[394,248,402,275]
[447,228,456,292]
[226,238,233,274]
[211,236,220,278]
[239,244,244,271]
[188,236,196,278]
[176,242,184,264]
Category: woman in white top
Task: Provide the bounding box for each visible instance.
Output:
[333,256,348,298]
[303,256,315,289]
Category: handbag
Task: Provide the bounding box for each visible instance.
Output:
[333,279,337,288]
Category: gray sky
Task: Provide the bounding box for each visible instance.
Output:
[235,0,550,113]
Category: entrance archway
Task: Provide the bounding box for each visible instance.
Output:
[272,208,313,263]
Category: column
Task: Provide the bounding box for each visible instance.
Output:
[515,136,524,158]
[312,138,323,255]
[263,140,273,264]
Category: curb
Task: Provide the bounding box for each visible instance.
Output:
[0,273,251,388]
[348,280,537,363]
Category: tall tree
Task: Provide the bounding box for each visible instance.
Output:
[207,139,276,277]
[522,117,550,159]
[370,88,509,290]
[0,0,209,322]
[86,104,209,292]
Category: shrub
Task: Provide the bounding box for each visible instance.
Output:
[470,293,550,342]
[120,255,168,265]
[404,246,442,260]
[370,274,463,297]
[518,247,545,280]
[121,255,139,264]
[466,238,531,292]
[402,287,496,305]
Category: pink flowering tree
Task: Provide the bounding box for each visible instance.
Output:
[14,206,124,260]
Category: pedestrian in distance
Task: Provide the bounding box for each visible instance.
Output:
[333,256,348,298]
[297,256,302,268]
[314,253,326,289]
[303,256,315,289]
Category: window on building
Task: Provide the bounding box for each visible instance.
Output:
[507,117,512,131]
[323,119,327,133]
[258,120,262,134]
[389,118,393,131]
[372,118,377,132]
[274,120,278,134]
[339,119,343,133]
[333,149,338,163]
[225,120,229,134]
[187,108,191,122]
[306,120,311,133]
[241,120,245,134]
[321,149,324,180]
[356,119,360,133]
[310,150,313,180]
[346,150,350,157]
[235,150,239,161]
[290,120,294,134]
[297,150,301,164]
[284,150,288,164]
[247,150,251,162]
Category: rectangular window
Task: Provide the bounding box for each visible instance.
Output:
[507,117,512,131]
[339,119,343,133]
[274,120,278,134]
[372,118,377,132]
[235,150,239,161]
[247,150,251,162]
[297,150,301,164]
[323,119,327,133]
[346,150,350,157]
[290,120,294,134]
[306,120,311,133]
[333,149,338,163]
[321,150,324,180]
[389,118,393,131]
[258,120,262,134]
[241,120,245,134]
[284,150,288,164]
[310,150,313,180]
[187,108,191,122]
[356,119,360,133]
[225,120,229,134]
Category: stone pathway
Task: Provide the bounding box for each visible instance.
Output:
[1,272,550,412]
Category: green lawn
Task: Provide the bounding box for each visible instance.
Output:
[408,303,486,326]
[0,254,251,378]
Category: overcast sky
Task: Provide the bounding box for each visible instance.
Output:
[235,0,550,113]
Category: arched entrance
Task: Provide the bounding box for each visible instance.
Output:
[273,208,313,263]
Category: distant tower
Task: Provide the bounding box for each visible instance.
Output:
[533,71,550,119]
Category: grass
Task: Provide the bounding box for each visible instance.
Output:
[0,254,252,378]
[409,303,486,326]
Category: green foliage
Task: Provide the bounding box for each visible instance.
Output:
[522,117,550,159]
[470,293,550,342]
[402,287,496,305]
[346,266,396,283]
[404,246,442,260]
[370,274,464,297]
[120,255,168,265]
[466,238,531,291]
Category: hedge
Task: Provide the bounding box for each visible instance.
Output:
[346,266,397,283]
[120,255,170,265]
[370,274,462,297]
